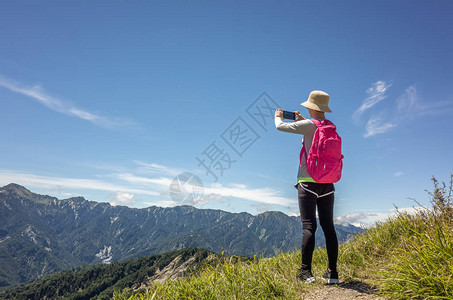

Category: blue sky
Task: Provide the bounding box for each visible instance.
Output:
[1,1,452,225]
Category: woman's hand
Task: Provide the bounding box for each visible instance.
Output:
[295,111,305,121]
[275,108,284,119]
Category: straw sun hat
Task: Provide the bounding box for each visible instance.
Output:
[300,90,332,113]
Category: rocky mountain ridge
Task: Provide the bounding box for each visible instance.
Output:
[0,183,363,288]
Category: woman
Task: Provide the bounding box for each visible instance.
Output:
[274,90,339,284]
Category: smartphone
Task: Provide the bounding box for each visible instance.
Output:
[282,110,296,120]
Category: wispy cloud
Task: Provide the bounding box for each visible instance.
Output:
[104,162,294,207]
[355,81,452,138]
[115,173,173,187]
[0,163,294,208]
[0,75,134,128]
[203,183,293,206]
[353,81,392,123]
[257,173,293,185]
[0,170,160,197]
[397,84,453,118]
[133,161,183,176]
[109,192,136,206]
[114,171,294,206]
[364,116,396,138]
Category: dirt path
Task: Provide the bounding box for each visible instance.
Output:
[301,281,386,300]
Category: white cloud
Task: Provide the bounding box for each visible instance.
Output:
[335,206,424,226]
[0,75,134,128]
[334,212,369,226]
[396,206,425,215]
[287,210,300,217]
[363,116,396,137]
[394,171,404,177]
[110,192,135,206]
[353,81,392,123]
[115,173,173,187]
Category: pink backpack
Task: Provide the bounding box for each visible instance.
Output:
[300,119,344,183]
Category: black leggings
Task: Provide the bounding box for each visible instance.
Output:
[297,182,338,272]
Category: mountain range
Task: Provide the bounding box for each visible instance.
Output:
[0,183,362,289]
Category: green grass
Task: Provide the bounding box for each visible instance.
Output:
[339,175,453,299]
[114,251,315,299]
[376,176,453,299]
[116,175,453,300]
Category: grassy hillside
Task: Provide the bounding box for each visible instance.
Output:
[115,176,452,300]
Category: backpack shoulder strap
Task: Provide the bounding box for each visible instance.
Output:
[312,119,335,128]
[300,119,318,163]
[300,137,310,167]
[311,118,321,127]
